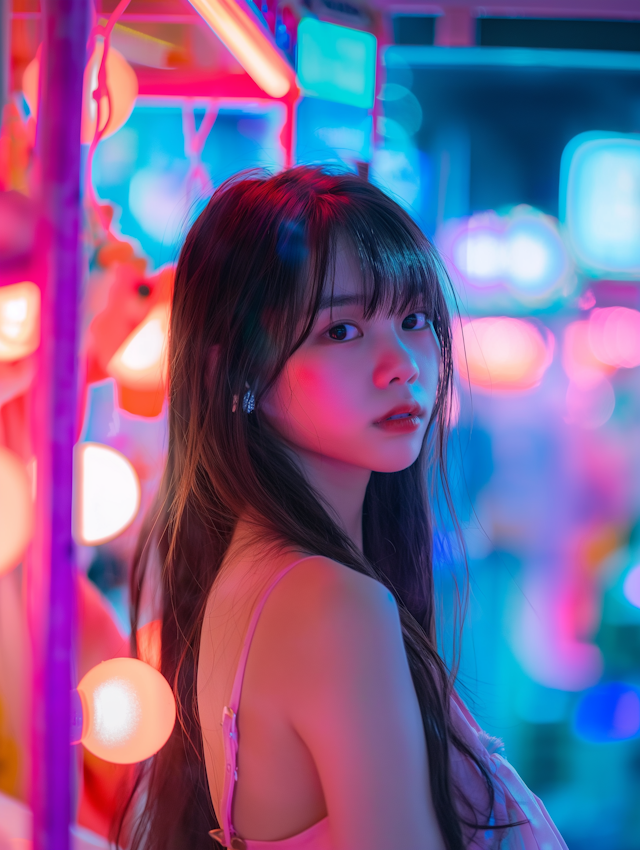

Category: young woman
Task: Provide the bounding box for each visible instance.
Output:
[121,167,568,850]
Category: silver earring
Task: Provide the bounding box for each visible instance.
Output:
[242,387,256,414]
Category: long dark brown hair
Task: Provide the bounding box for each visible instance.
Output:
[117,166,505,850]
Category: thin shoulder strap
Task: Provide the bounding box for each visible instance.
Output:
[217,556,316,847]
[228,555,315,712]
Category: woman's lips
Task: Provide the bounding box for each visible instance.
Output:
[373,405,424,433]
[373,415,422,433]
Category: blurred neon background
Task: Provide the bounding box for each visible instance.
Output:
[1,4,640,849]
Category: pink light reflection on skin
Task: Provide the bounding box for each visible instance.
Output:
[260,242,441,549]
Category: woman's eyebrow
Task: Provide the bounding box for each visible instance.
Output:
[318,294,365,310]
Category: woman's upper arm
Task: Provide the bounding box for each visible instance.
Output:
[279,559,445,850]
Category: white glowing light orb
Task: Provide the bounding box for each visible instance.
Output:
[455,231,503,281]
[93,677,141,747]
[78,657,176,763]
[74,443,140,545]
[0,282,40,361]
[507,232,549,285]
[443,208,571,303]
[107,304,169,391]
[623,565,640,609]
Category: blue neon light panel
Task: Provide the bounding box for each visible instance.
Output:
[561,132,640,277]
[297,19,377,110]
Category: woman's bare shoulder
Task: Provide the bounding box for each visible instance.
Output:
[272,554,400,634]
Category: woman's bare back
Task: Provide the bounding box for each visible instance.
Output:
[197,529,445,850]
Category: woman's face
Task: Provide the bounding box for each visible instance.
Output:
[261,243,442,474]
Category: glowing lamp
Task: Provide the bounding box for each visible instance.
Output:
[23,42,138,144]
[74,443,141,546]
[185,0,295,98]
[0,447,33,575]
[0,282,40,361]
[76,657,176,763]
[561,132,640,277]
[454,317,553,392]
[106,304,169,391]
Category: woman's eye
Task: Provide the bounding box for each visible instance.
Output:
[327,323,360,342]
[402,311,429,331]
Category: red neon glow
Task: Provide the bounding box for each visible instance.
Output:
[454,317,553,392]
[186,0,296,98]
[588,307,640,369]
[78,657,176,764]
[22,42,138,144]
[0,282,41,361]
[0,447,33,575]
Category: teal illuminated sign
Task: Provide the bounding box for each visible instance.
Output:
[297,19,377,109]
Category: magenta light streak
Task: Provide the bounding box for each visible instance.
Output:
[33,0,87,847]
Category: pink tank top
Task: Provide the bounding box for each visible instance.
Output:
[208,558,568,850]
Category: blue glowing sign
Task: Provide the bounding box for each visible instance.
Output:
[297,19,377,110]
[560,132,640,278]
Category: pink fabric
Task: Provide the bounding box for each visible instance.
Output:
[209,558,568,850]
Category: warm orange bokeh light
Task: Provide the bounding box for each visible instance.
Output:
[0,282,40,361]
[23,42,138,144]
[455,317,553,392]
[106,303,169,392]
[78,657,176,764]
[137,619,162,671]
[0,447,34,575]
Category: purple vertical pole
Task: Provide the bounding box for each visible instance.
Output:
[33,0,87,848]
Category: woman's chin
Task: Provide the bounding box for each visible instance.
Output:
[369,449,422,474]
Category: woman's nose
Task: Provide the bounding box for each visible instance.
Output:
[372,335,419,388]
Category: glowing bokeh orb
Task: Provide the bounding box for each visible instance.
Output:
[0,447,33,575]
[23,42,137,144]
[441,207,572,306]
[107,304,169,391]
[562,320,616,388]
[0,282,40,361]
[623,564,640,609]
[588,307,640,369]
[74,443,141,546]
[454,317,553,392]
[78,657,176,763]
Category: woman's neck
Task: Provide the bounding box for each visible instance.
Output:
[288,446,371,552]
